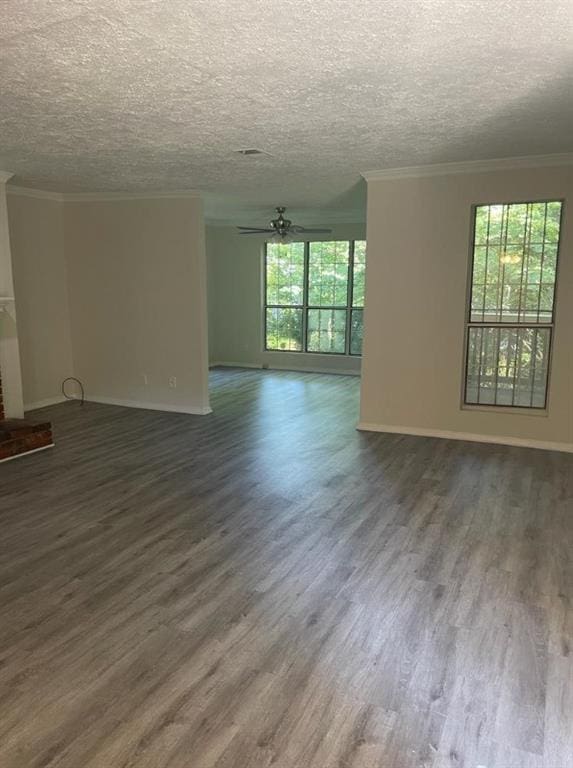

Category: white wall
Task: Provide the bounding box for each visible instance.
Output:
[207,223,366,375]
[8,192,74,410]
[64,196,210,414]
[360,164,573,452]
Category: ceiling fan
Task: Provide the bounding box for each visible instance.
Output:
[237,207,332,239]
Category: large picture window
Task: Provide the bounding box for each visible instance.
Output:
[265,240,366,356]
[464,200,563,409]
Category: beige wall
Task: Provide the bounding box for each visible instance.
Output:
[64,196,210,413]
[207,223,366,375]
[0,180,24,417]
[8,193,74,409]
[360,165,573,451]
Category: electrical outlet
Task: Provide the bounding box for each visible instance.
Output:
[168,376,177,388]
[142,374,148,386]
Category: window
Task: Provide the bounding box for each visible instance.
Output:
[265,240,366,355]
[464,200,563,409]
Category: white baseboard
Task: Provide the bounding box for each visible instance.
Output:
[0,443,55,464]
[210,361,263,369]
[84,396,212,415]
[24,395,68,411]
[211,360,360,377]
[265,363,360,377]
[357,422,573,454]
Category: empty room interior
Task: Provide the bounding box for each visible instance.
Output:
[1,1,572,766]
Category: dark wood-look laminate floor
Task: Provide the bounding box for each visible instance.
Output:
[1,368,572,768]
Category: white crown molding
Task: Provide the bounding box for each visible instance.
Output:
[357,422,573,454]
[7,186,64,201]
[61,189,202,202]
[0,171,15,184]
[6,186,201,203]
[361,153,573,182]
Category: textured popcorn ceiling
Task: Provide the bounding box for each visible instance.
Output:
[1,0,572,223]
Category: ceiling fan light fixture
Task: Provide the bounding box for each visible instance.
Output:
[236,206,332,239]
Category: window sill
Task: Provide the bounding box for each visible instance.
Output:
[264,350,362,358]
[461,404,548,417]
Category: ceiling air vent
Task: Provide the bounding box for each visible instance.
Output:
[234,148,270,156]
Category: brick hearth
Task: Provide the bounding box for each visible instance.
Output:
[0,373,54,462]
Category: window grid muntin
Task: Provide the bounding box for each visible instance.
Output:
[350,308,364,356]
[264,240,366,356]
[308,241,350,307]
[265,307,304,351]
[352,240,366,308]
[306,309,348,354]
[464,199,563,410]
[468,201,561,324]
[348,240,365,355]
[465,325,552,409]
[343,240,354,355]
[265,241,305,306]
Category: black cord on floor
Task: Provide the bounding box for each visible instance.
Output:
[61,377,85,406]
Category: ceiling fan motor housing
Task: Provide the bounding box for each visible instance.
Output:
[271,207,291,233]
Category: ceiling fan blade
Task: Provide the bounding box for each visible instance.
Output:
[237,226,275,231]
[297,227,332,233]
[238,230,274,235]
